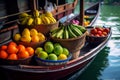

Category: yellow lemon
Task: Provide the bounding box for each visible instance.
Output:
[14,33,21,41]
[21,35,31,43]
[30,29,38,37]
[58,54,67,60]
[37,32,45,41]
[22,28,30,36]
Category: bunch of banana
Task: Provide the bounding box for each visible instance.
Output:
[50,24,86,39]
[19,10,57,26]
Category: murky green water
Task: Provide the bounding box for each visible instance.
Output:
[76,4,120,80]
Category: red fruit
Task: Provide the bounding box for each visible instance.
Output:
[90,28,97,34]
[104,28,110,34]
[103,32,108,36]
[97,31,102,35]
[0,50,8,59]
[96,27,103,31]
[95,34,100,37]
[7,44,18,54]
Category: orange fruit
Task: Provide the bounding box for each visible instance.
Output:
[9,41,17,47]
[26,47,34,56]
[17,44,26,53]
[7,54,18,60]
[0,45,7,50]
[7,44,18,54]
[0,50,8,59]
[31,35,39,42]
[18,50,29,59]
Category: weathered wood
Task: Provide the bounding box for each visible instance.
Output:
[79,0,84,26]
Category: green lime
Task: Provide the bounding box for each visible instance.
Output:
[38,51,48,60]
[44,41,54,53]
[54,45,63,56]
[62,48,69,56]
[35,47,43,55]
[48,53,57,61]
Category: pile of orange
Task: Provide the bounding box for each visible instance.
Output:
[0,41,34,60]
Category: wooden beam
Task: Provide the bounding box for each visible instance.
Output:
[79,0,84,26]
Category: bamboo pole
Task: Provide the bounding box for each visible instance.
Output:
[79,0,84,26]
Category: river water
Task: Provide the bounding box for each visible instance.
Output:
[75,3,120,80]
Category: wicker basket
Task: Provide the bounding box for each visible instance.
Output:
[0,55,33,65]
[34,53,72,66]
[50,31,87,54]
[19,21,59,36]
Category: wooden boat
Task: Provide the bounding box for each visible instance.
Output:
[0,1,109,80]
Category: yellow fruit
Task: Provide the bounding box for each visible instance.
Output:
[58,54,67,60]
[21,35,31,43]
[37,33,45,41]
[45,11,53,17]
[19,13,29,18]
[33,10,39,17]
[27,17,34,26]
[34,17,42,25]
[31,35,39,42]
[14,33,21,41]
[22,28,30,36]
[30,29,38,37]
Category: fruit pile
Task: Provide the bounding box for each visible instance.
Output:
[14,28,45,43]
[0,42,34,60]
[19,10,57,26]
[89,27,110,37]
[50,24,86,39]
[35,41,70,61]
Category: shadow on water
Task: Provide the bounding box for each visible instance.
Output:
[75,46,110,80]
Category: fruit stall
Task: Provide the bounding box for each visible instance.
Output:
[0,0,111,80]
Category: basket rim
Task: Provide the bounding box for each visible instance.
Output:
[50,31,87,41]
[35,53,72,63]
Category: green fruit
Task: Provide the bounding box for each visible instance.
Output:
[35,47,43,55]
[54,45,63,56]
[48,53,57,61]
[62,48,69,56]
[44,41,54,53]
[54,43,61,47]
[38,51,48,60]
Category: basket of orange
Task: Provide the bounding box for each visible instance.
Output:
[13,28,46,49]
[50,23,87,53]
[0,41,34,65]
[86,26,110,44]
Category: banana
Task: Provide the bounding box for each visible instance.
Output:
[56,26,64,38]
[70,24,83,36]
[67,25,77,38]
[45,11,53,17]
[19,12,29,18]
[41,14,50,24]
[20,17,29,25]
[33,10,39,17]
[63,26,69,39]
[72,24,86,33]
[27,17,34,26]
[34,17,42,25]
[47,16,56,23]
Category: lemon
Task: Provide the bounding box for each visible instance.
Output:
[35,47,43,55]
[30,29,38,37]
[37,32,45,41]
[22,28,30,36]
[21,35,31,43]
[14,33,21,41]
[58,54,67,60]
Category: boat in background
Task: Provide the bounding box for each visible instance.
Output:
[0,1,110,80]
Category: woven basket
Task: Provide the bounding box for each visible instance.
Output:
[50,31,87,54]
[34,53,72,66]
[0,55,33,65]
[19,21,59,36]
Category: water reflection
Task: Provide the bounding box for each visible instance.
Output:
[76,46,110,80]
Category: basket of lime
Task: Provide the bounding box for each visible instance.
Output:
[34,41,72,66]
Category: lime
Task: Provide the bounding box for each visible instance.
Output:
[35,47,43,55]
[62,48,69,56]
[58,54,67,60]
[54,45,63,56]
[48,53,57,61]
[54,43,61,47]
[38,51,48,60]
[44,41,54,53]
